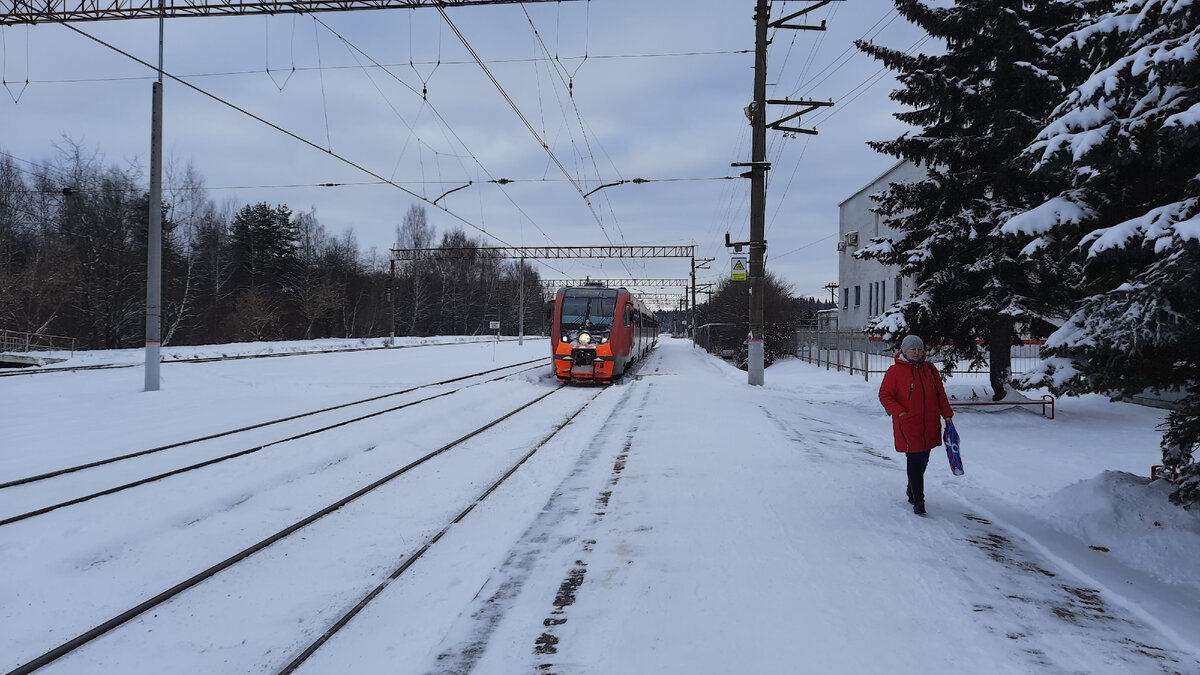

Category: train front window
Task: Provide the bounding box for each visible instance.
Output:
[559,295,616,329]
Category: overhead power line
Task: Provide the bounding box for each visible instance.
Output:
[51,21,538,254]
[5,50,753,86]
[436,3,641,280]
[0,0,582,25]
[435,7,594,216]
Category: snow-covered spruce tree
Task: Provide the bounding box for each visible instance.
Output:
[855,0,1104,399]
[1002,0,1200,508]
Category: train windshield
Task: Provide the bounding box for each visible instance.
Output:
[559,291,617,329]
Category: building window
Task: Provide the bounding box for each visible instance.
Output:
[843,288,850,309]
[895,276,903,302]
[854,285,861,307]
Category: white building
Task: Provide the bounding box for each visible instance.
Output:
[836,160,924,331]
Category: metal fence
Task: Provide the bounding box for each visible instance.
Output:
[695,323,744,360]
[793,329,1043,381]
[0,329,76,355]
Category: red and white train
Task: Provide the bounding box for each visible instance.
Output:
[549,284,657,383]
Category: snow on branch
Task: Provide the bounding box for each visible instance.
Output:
[1083,197,1200,255]
[853,237,895,258]
[1002,193,1097,236]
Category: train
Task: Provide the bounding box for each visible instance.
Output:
[549,283,657,383]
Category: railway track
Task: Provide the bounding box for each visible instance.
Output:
[6,382,602,675]
[0,358,546,526]
[0,336,529,377]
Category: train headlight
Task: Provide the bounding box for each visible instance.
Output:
[561,335,569,343]
[600,336,609,344]
[579,332,592,344]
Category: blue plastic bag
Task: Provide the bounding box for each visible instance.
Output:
[944,420,964,476]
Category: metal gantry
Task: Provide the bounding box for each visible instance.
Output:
[537,278,691,291]
[390,245,696,261]
[391,245,702,342]
[637,293,689,315]
[0,0,577,25]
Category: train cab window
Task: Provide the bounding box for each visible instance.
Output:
[559,294,616,329]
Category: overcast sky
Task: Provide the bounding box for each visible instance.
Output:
[1,0,931,303]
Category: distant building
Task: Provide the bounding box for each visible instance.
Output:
[816,308,838,331]
[836,160,924,332]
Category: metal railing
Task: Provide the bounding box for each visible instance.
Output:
[794,330,891,380]
[794,329,1043,382]
[0,329,76,355]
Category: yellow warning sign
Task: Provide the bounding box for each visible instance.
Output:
[731,256,748,281]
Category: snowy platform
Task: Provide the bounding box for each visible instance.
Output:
[2,337,1198,674]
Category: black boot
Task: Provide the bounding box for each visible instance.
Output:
[906,484,914,504]
[913,501,926,515]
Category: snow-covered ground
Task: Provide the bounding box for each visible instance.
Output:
[2,336,1198,674]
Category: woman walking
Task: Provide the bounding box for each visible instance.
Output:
[879,335,953,515]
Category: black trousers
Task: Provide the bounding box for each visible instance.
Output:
[907,450,932,503]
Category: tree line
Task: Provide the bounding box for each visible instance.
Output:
[0,145,548,347]
[856,0,1198,506]
[693,272,833,367]
[0,142,827,357]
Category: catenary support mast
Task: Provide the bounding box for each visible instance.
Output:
[746,0,770,386]
[740,0,836,385]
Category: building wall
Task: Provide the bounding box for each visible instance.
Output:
[836,160,924,332]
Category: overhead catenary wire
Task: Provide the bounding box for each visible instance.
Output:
[1,21,31,102]
[1,49,754,86]
[766,30,933,237]
[0,146,735,195]
[436,5,639,279]
[311,16,332,150]
[9,7,807,290]
[440,3,634,215]
[11,12,719,282]
[788,8,900,99]
[520,1,638,274]
[301,14,565,252]
[806,33,933,128]
[48,21,581,277]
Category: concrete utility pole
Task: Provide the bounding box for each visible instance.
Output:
[738,0,837,386]
[389,258,396,345]
[144,2,165,392]
[745,0,770,386]
[518,255,525,346]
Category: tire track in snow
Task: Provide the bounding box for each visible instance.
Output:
[426,380,654,674]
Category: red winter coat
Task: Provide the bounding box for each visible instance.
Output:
[879,352,953,453]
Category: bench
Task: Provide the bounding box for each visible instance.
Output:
[949,394,1055,420]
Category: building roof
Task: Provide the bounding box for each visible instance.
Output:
[837,159,914,208]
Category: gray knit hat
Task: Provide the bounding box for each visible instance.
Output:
[900,335,925,351]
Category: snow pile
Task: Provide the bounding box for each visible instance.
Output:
[1042,470,1200,592]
